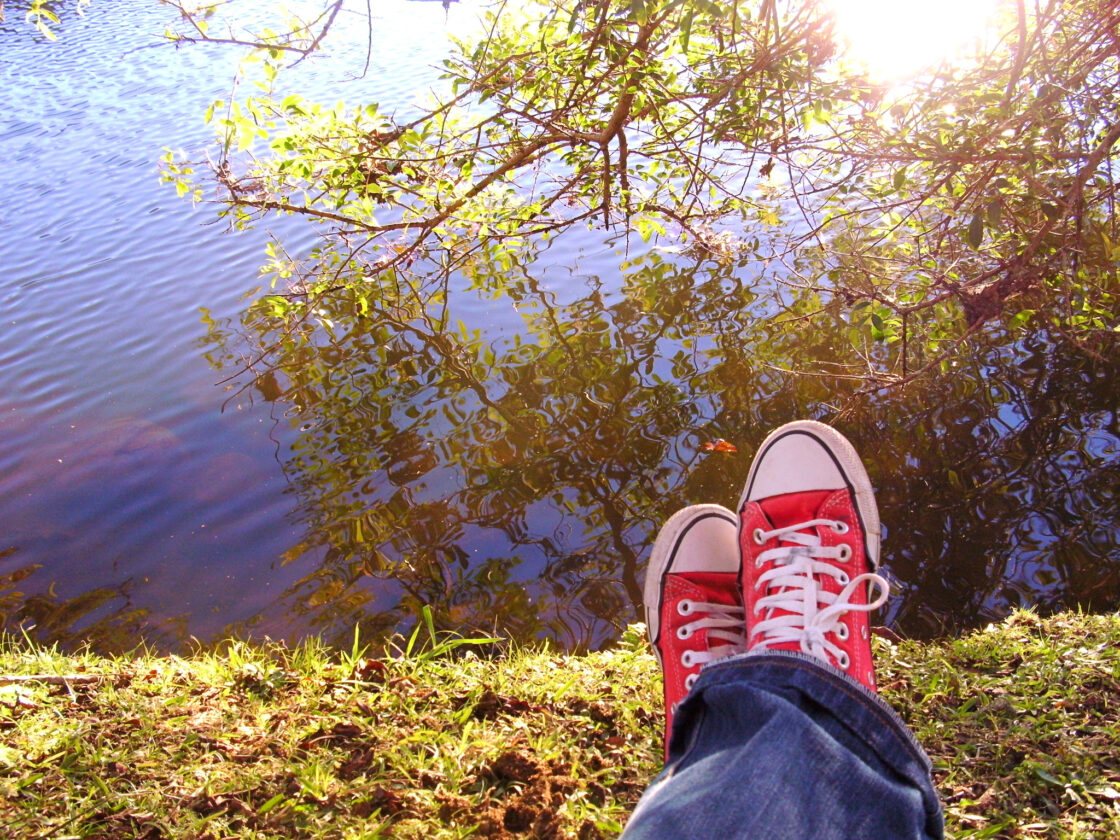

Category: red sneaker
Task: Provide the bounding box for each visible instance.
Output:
[738,421,890,691]
[645,505,745,756]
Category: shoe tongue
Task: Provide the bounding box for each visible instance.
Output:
[673,571,740,606]
[758,490,832,531]
[754,490,838,658]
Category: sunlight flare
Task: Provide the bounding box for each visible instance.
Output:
[825,0,1003,79]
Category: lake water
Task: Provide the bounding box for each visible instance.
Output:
[2,0,1117,653]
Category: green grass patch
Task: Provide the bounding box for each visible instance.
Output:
[2,611,1118,839]
[879,610,1120,839]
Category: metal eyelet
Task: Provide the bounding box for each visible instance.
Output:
[837,652,850,669]
[836,623,849,641]
[837,572,850,586]
[752,528,766,545]
[677,599,694,615]
[837,544,852,562]
[832,520,850,535]
[681,650,696,668]
[677,625,693,640]
[860,626,868,640]
[684,673,698,690]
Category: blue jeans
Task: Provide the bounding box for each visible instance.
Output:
[622,651,944,840]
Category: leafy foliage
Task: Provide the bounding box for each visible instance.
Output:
[162,0,1119,386]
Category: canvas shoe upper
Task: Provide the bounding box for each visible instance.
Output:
[644,504,745,756]
[738,421,890,691]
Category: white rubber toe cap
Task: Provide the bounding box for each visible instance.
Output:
[743,428,848,501]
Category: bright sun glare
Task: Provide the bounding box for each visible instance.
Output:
[825,0,1002,79]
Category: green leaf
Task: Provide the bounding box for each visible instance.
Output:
[966,212,984,248]
[680,10,694,52]
[566,3,582,33]
[692,0,723,17]
[1034,767,1062,785]
[986,199,1001,228]
[258,793,286,815]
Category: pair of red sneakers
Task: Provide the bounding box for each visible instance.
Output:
[644,421,890,753]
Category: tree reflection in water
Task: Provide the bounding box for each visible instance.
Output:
[201,243,1119,651]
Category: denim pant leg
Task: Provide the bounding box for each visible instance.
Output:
[622,651,944,840]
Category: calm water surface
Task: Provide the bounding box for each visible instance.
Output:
[2,0,1117,652]
[0,0,485,649]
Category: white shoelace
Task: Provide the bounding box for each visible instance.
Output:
[675,599,747,691]
[750,518,889,670]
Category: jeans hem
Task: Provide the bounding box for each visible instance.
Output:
[702,648,933,773]
[645,649,944,840]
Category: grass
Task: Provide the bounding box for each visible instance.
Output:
[881,610,1120,839]
[1,610,1118,839]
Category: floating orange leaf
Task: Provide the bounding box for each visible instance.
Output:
[701,439,738,453]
